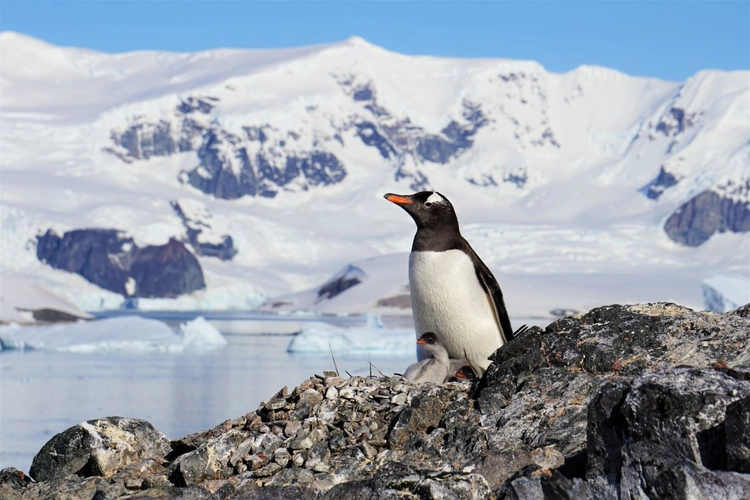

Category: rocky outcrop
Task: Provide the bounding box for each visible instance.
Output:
[3,303,749,499]
[170,200,237,261]
[29,417,171,482]
[108,96,217,162]
[341,79,489,191]
[36,229,205,297]
[107,82,491,197]
[316,264,366,301]
[664,188,750,246]
[183,128,348,199]
[640,165,680,200]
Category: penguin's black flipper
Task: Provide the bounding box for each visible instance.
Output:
[473,257,515,343]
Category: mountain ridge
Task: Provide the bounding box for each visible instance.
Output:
[1,33,747,315]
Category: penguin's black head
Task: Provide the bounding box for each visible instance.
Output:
[416,332,439,346]
[383,191,458,230]
[455,365,478,381]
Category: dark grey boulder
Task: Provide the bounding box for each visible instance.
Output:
[0,467,32,500]
[29,416,171,482]
[587,368,750,499]
[726,395,750,473]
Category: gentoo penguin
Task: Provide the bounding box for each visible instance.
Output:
[449,358,473,378]
[384,191,515,374]
[402,332,450,383]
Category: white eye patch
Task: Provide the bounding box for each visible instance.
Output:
[425,192,447,205]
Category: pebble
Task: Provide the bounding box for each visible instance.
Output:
[284,421,302,438]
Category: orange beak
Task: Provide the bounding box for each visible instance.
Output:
[416,338,426,345]
[456,371,467,379]
[384,193,413,205]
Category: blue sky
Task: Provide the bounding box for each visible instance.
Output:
[1,1,748,81]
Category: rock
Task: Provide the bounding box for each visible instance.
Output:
[110,97,214,161]
[28,417,170,483]
[317,264,366,301]
[387,386,458,449]
[107,87,492,198]
[36,229,205,298]
[321,461,491,500]
[129,238,206,298]
[169,428,251,486]
[36,229,131,295]
[184,128,347,199]
[640,165,680,200]
[170,199,238,261]
[724,396,750,473]
[587,367,750,499]
[11,303,750,499]
[664,188,750,246]
[0,467,32,499]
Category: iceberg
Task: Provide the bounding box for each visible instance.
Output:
[177,316,228,348]
[702,275,750,312]
[0,316,226,353]
[287,322,415,355]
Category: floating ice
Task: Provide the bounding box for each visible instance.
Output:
[702,275,750,312]
[365,312,384,329]
[287,322,415,355]
[0,316,226,353]
[177,316,228,347]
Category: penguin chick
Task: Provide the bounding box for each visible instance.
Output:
[384,191,516,371]
[402,332,450,384]
[449,358,472,378]
[454,365,478,381]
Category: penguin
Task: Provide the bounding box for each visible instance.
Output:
[454,365,478,381]
[384,191,515,374]
[402,332,450,383]
[449,358,473,378]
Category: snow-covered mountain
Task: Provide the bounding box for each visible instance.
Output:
[1,32,748,318]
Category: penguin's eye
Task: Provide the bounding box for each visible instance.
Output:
[424,202,433,208]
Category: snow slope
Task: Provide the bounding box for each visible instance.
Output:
[0,274,93,323]
[1,32,748,317]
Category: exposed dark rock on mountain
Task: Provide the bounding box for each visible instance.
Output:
[182,127,348,199]
[107,83,490,196]
[190,235,236,261]
[316,264,366,302]
[6,303,749,499]
[354,121,397,159]
[108,96,217,162]
[664,184,750,246]
[654,107,698,137]
[128,239,206,298]
[345,87,490,189]
[170,200,237,260]
[36,229,132,295]
[36,229,205,298]
[640,165,680,200]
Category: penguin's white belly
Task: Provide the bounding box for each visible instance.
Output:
[409,250,503,370]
